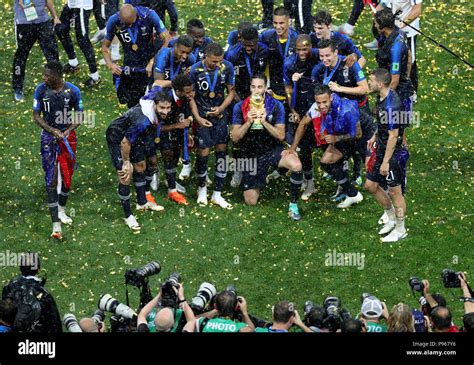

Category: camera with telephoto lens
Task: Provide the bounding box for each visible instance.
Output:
[409,277,425,292]
[98,294,137,320]
[323,296,343,332]
[304,300,314,317]
[99,294,138,333]
[63,313,82,332]
[160,272,181,308]
[190,282,217,314]
[125,261,161,287]
[91,309,105,325]
[441,269,462,288]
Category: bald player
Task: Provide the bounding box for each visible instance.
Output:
[102,3,169,108]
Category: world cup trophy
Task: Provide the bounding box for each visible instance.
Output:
[250,93,265,130]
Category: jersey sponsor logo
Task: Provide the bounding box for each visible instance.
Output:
[33,99,38,108]
[393,62,400,71]
[358,70,364,79]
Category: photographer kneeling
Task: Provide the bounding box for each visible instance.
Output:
[137,276,195,333]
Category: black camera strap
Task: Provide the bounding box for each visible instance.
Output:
[394,9,473,68]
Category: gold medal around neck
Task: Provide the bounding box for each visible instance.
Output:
[132,44,138,51]
[154,137,161,144]
[209,92,216,98]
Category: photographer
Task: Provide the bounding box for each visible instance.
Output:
[304,305,329,332]
[2,252,62,333]
[255,301,312,333]
[79,317,106,333]
[0,298,17,333]
[360,296,389,332]
[429,306,459,333]
[387,303,415,332]
[459,273,474,314]
[137,282,195,332]
[190,290,255,332]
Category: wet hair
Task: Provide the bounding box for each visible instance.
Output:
[187,19,204,31]
[44,61,63,78]
[241,27,259,42]
[296,34,312,46]
[154,91,173,104]
[176,35,194,48]
[237,21,253,34]
[313,10,332,26]
[251,72,267,85]
[205,43,224,57]
[375,8,396,29]
[318,39,337,52]
[372,68,392,87]
[274,6,290,17]
[172,74,193,91]
[314,84,332,97]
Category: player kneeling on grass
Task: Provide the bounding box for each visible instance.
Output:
[33,61,83,240]
[106,91,172,232]
[289,85,363,209]
[231,73,304,221]
[365,68,408,243]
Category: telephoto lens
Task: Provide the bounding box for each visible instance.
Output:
[191,282,217,313]
[63,313,82,333]
[135,261,161,278]
[304,300,315,316]
[168,272,181,286]
[98,294,137,320]
[91,309,105,324]
[225,284,238,297]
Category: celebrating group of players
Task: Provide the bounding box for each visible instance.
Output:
[30,1,417,243]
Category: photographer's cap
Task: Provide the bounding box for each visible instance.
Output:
[361,296,383,319]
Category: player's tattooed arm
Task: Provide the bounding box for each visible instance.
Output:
[33,111,63,139]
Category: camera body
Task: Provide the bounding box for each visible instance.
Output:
[441,269,461,288]
[409,277,425,292]
[160,272,181,308]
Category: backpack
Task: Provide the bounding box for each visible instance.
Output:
[8,278,45,332]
